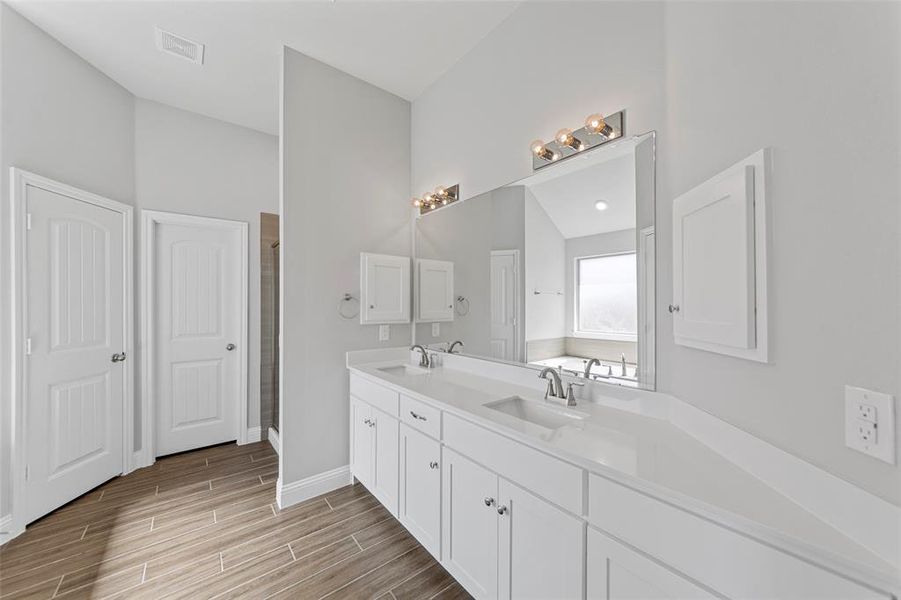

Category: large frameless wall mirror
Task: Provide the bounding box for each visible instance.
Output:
[413,132,656,390]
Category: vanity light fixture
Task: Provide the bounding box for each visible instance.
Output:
[530,109,625,170]
[412,184,460,215]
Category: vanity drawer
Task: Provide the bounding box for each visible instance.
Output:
[350,374,399,416]
[400,395,441,439]
[443,413,583,515]
[587,474,890,600]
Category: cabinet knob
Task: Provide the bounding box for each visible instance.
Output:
[668,304,680,313]
[429,461,439,469]
[497,505,508,515]
[484,497,495,507]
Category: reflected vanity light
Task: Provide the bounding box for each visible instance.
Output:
[530,109,625,170]
[412,184,460,215]
[594,200,609,211]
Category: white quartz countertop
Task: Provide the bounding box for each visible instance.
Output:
[348,359,897,587]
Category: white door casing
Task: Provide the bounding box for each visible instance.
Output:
[489,250,520,362]
[142,211,248,459]
[10,169,133,533]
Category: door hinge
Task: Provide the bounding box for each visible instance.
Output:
[24,465,29,481]
[25,338,32,355]
[26,213,32,230]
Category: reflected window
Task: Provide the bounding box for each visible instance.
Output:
[575,253,637,340]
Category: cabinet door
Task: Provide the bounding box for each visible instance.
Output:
[417,259,454,322]
[399,424,442,558]
[671,150,767,362]
[371,406,399,516]
[442,448,499,599]
[361,253,411,324]
[350,398,373,487]
[498,479,583,600]
[587,528,717,600]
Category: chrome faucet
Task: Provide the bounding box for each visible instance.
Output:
[538,367,565,400]
[583,358,601,379]
[448,340,464,354]
[411,345,430,368]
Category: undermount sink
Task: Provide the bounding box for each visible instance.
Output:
[378,364,429,377]
[484,396,587,430]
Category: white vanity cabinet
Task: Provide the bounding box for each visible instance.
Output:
[399,423,442,558]
[416,258,454,322]
[349,396,399,514]
[442,449,500,598]
[587,528,716,600]
[360,252,411,324]
[350,397,374,488]
[442,448,584,600]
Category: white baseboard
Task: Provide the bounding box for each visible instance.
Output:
[0,514,23,546]
[129,449,154,474]
[276,465,353,510]
[267,427,280,455]
[245,426,262,443]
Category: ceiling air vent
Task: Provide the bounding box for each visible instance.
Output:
[155,28,204,65]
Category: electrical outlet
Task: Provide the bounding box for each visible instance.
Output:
[378,325,389,342]
[845,386,895,464]
[432,322,440,337]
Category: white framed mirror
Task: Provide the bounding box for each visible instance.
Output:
[413,132,656,390]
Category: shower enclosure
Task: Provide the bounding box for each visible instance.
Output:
[260,213,279,438]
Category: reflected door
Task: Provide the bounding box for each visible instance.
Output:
[489,250,518,361]
[154,219,242,456]
[25,185,126,523]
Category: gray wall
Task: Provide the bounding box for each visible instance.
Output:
[134,99,279,447]
[280,48,412,486]
[524,189,565,342]
[411,1,901,504]
[0,4,136,519]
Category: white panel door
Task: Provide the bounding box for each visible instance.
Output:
[26,186,126,523]
[673,163,756,350]
[587,528,717,600]
[442,448,499,599]
[371,406,399,515]
[399,424,442,558]
[498,478,583,600]
[417,259,454,322]
[489,251,518,361]
[155,220,242,456]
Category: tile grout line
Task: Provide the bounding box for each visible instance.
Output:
[150,516,155,531]
[389,590,399,600]
[429,582,455,599]
[51,575,64,599]
[80,525,89,540]
[383,562,433,597]
[219,552,225,573]
[288,543,297,561]
[213,509,218,524]
[316,547,420,600]
[350,534,364,552]
[324,497,334,510]
[141,563,148,584]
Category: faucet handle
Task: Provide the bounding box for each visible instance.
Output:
[566,382,584,406]
[543,378,555,400]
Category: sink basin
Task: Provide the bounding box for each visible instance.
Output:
[377,365,429,377]
[484,396,587,430]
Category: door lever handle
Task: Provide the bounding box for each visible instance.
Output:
[111,352,127,363]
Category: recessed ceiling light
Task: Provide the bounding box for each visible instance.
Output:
[594,200,609,211]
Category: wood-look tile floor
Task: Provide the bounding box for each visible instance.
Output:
[0,442,472,600]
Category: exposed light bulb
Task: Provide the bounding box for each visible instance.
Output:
[594,200,609,211]
[441,198,448,205]
[435,186,447,197]
[555,128,573,145]
[585,113,614,138]
[412,198,422,207]
[530,139,556,162]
